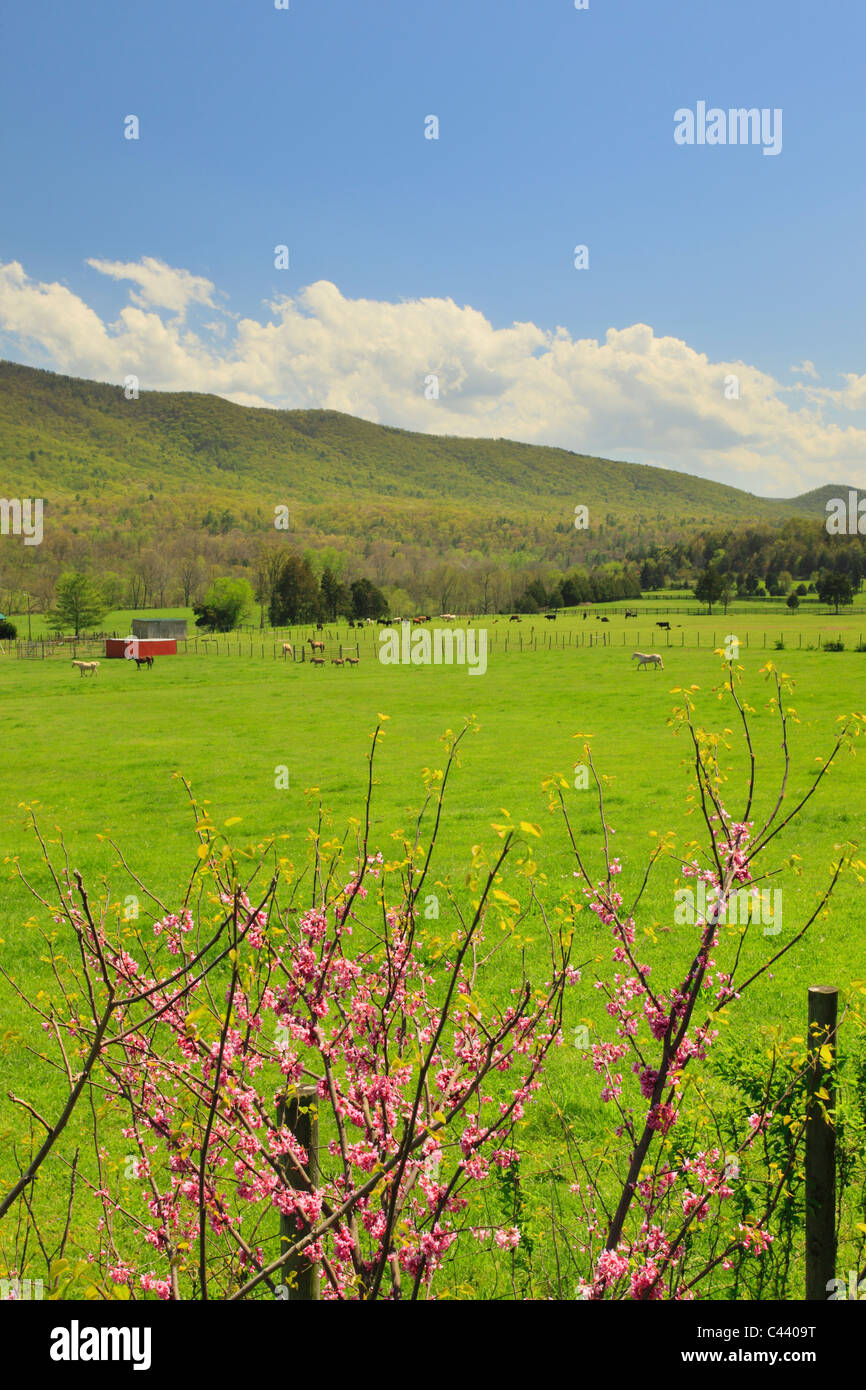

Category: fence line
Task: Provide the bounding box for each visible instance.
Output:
[9,620,862,660]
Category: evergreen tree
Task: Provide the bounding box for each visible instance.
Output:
[46,572,107,636]
[270,554,322,625]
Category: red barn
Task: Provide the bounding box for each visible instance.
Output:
[105,637,177,659]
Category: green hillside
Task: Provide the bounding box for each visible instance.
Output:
[0,358,835,527]
[782,483,858,516]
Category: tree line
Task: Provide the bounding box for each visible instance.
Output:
[1,513,862,634]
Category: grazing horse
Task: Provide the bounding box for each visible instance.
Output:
[345,656,359,665]
[509,615,521,623]
[331,657,345,666]
[624,609,638,619]
[310,656,325,666]
[600,617,610,623]
[282,643,293,657]
[656,621,671,631]
[632,651,664,671]
[544,613,557,621]
[134,655,154,670]
[72,660,100,677]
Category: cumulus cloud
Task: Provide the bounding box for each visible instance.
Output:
[85,256,217,319]
[0,255,864,495]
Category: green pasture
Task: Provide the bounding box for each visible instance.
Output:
[1,609,865,1295]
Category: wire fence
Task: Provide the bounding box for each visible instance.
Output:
[8,620,866,661]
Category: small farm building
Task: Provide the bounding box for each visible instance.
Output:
[131,618,188,640]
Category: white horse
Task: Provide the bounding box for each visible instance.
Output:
[72,660,100,677]
[632,651,664,671]
[282,643,293,657]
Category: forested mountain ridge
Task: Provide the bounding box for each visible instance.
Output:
[1,359,862,618]
[0,359,843,523]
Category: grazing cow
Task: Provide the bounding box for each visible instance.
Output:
[345,656,359,665]
[72,660,100,677]
[134,655,154,669]
[632,651,664,671]
[282,643,294,657]
[624,609,638,619]
[544,613,557,621]
[310,656,325,666]
[656,621,671,631]
[308,638,325,652]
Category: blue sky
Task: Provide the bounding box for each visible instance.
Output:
[1,0,864,495]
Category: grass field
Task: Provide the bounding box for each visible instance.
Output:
[2,606,865,1297]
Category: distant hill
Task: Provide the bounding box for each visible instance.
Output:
[781,483,858,517]
[0,360,845,532]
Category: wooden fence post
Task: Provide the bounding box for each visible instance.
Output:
[805,985,838,1300]
[277,1084,321,1301]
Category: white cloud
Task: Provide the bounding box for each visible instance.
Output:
[1,255,864,495]
[86,256,217,319]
